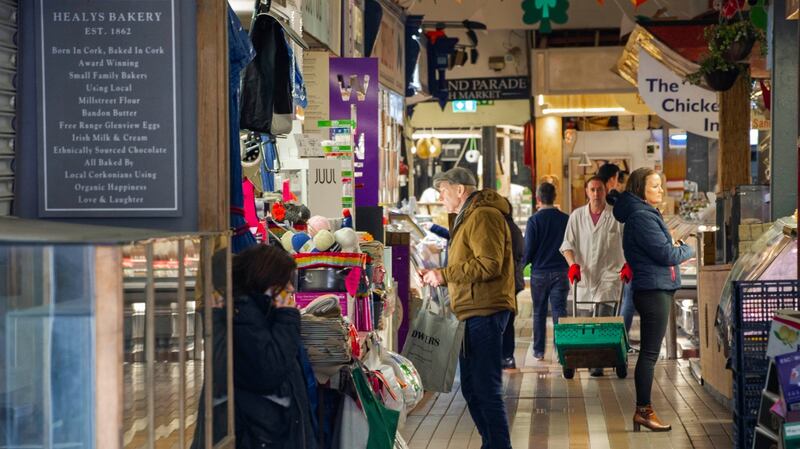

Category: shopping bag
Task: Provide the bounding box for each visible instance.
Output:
[351,365,400,449]
[401,286,465,393]
[383,351,423,412]
[338,393,369,449]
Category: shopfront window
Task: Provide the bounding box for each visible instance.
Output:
[0,245,96,448]
[122,236,232,449]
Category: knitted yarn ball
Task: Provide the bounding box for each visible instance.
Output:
[313,230,336,252]
[307,215,331,237]
[334,227,359,253]
[280,231,296,254]
[291,232,316,254]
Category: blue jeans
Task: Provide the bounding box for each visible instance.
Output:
[460,310,512,449]
[531,271,569,356]
[621,282,636,334]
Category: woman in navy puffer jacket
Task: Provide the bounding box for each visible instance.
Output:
[609,168,693,433]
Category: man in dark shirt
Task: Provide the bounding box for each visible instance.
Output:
[523,182,570,361]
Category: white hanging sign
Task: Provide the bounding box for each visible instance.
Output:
[307,158,343,218]
[638,52,719,139]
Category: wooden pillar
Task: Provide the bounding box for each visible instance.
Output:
[717,74,751,193]
[196,0,230,232]
[95,247,123,449]
[534,116,563,203]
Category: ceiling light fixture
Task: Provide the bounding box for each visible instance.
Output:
[542,107,626,115]
[411,132,482,139]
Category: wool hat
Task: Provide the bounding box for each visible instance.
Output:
[313,229,337,252]
[307,215,331,237]
[281,230,296,253]
[334,227,359,253]
[291,232,316,254]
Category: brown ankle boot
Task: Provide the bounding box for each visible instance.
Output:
[632,405,671,432]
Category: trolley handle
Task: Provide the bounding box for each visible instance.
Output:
[570,278,627,318]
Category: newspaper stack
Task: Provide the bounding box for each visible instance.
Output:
[300,296,352,380]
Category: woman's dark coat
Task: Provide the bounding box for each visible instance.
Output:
[233,294,316,449]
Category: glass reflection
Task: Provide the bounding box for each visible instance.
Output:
[1,246,95,449]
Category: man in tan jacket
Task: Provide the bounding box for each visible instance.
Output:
[422,167,515,449]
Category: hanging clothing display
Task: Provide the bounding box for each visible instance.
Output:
[259,135,276,192]
[227,6,257,253]
[240,13,293,134]
[286,41,308,109]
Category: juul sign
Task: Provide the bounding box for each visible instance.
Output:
[307,159,342,218]
[313,168,338,185]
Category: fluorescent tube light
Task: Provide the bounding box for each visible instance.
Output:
[541,107,626,115]
[412,132,482,139]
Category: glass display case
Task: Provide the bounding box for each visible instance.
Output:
[715,215,798,356]
[665,215,706,288]
[0,218,232,449]
[731,185,771,260]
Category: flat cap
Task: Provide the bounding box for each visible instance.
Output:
[433,167,477,188]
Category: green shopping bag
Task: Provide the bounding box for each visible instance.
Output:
[351,365,400,449]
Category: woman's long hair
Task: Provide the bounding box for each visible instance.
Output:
[625,167,657,201]
[232,244,296,297]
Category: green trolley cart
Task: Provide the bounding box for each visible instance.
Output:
[554,282,630,379]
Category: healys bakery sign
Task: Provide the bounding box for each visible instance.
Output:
[447,76,530,101]
[638,52,719,139]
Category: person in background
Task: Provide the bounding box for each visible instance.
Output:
[420,167,515,449]
[190,247,230,449]
[501,199,526,370]
[523,182,570,362]
[597,163,636,336]
[231,245,316,449]
[610,168,694,432]
[560,176,626,376]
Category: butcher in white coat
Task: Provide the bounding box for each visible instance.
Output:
[560,176,626,312]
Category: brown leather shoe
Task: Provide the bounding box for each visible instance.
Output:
[632,405,671,432]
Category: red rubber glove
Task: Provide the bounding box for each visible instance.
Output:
[620,263,633,284]
[568,264,581,284]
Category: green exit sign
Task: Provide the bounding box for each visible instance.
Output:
[452,100,478,113]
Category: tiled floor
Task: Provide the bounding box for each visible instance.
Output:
[400,292,734,449]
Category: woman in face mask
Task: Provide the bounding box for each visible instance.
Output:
[230,245,316,449]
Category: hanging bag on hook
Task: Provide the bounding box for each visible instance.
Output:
[240,6,293,134]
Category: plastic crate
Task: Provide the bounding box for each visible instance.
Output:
[733,413,756,449]
[730,334,770,374]
[734,373,766,419]
[731,280,800,449]
[553,321,628,367]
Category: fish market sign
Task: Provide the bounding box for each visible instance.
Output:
[447,76,530,101]
[638,52,719,139]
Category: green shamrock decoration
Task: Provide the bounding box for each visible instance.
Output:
[750,0,767,32]
[522,0,570,33]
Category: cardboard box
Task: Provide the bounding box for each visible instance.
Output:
[739,241,753,254]
[768,310,800,359]
[739,224,752,241]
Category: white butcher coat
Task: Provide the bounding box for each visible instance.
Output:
[559,203,626,306]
